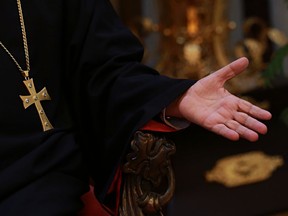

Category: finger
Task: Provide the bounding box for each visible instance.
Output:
[212,124,240,141]
[224,120,259,142]
[238,99,272,120]
[234,112,268,135]
[211,57,249,84]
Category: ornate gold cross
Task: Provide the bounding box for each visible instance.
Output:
[19,78,54,131]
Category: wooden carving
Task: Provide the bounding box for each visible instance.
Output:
[119,131,176,216]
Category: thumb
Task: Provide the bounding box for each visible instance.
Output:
[211,57,249,84]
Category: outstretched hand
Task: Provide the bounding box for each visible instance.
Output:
[168,57,272,142]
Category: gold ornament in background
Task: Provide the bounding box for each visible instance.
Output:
[126,0,288,96]
[155,0,235,80]
[126,0,234,79]
[205,151,284,187]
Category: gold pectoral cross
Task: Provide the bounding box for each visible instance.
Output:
[19,78,54,131]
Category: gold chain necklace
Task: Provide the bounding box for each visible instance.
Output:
[0,0,53,131]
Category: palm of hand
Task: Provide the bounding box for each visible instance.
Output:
[179,57,272,142]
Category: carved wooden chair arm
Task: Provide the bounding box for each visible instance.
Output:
[119,131,176,216]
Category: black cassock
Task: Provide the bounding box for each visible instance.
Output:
[0,0,194,215]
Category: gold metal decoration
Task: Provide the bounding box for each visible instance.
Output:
[205,151,284,187]
[20,78,53,131]
[119,131,176,216]
[0,0,53,131]
[126,0,288,97]
[129,0,235,80]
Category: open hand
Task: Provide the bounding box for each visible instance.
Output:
[173,57,272,141]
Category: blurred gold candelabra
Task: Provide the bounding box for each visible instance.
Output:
[128,0,288,96]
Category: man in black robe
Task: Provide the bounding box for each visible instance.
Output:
[0,0,271,215]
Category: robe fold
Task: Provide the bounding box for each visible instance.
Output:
[0,0,195,214]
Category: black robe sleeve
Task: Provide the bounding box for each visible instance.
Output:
[64,0,195,201]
